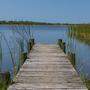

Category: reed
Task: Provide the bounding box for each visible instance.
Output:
[77,61,90,90]
[1,33,15,69]
[69,24,90,45]
[58,39,66,53]
[0,72,11,90]
[0,33,2,64]
[68,25,90,89]
[13,25,34,50]
[0,24,34,89]
[68,52,75,67]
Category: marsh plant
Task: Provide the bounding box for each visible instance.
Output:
[12,25,32,42]
[11,24,33,69]
[1,33,17,76]
[0,25,34,89]
[68,25,90,89]
[0,33,11,90]
[69,24,90,45]
[0,33,2,66]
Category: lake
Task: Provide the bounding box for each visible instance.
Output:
[0,25,90,80]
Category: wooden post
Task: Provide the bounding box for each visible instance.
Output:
[20,52,27,65]
[28,41,32,51]
[68,52,75,67]
[28,39,35,52]
[71,53,75,67]
[31,38,35,45]
[62,42,66,53]
[58,39,62,47]
[58,39,66,53]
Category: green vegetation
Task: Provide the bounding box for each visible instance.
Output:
[0,33,2,66]
[69,24,90,89]
[0,20,68,26]
[69,24,90,45]
[85,79,90,90]
[0,25,35,90]
[0,72,11,90]
[0,22,90,89]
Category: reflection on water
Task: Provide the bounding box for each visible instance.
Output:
[0,25,90,80]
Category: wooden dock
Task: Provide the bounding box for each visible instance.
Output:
[8,44,87,90]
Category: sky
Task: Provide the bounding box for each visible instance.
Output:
[0,0,90,23]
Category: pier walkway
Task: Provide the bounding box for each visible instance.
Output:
[8,44,87,90]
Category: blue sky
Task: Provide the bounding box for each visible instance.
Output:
[0,0,90,23]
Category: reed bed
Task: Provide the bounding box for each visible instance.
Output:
[69,24,90,45]
[0,25,34,90]
[68,24,90,89]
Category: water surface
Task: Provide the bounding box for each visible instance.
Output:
[0,25,90,80]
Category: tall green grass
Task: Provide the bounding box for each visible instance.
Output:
[0,25,33,90]
[69,24,90,89]
[69,24,90,45]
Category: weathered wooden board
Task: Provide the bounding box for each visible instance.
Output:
[8,44,87,90]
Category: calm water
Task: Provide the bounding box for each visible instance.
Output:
[0,25,90,79]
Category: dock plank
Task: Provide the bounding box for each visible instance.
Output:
[8,44,87,90]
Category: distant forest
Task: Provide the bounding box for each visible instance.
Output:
[0,21,90,26]
[0,21,69,25]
